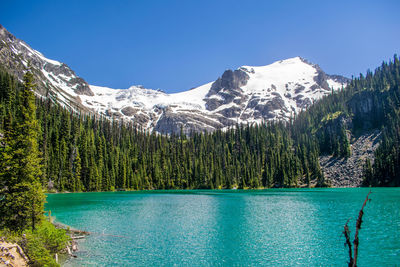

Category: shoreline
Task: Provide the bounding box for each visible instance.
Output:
[50,220,90,262]
[45,185,377,194]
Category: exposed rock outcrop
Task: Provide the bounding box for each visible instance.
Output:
[320,130,381,187]
[0,240,29,267]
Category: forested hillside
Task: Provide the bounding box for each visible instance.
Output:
[293,55,400,186]
[0,67,323,191]
[1,55,399,192]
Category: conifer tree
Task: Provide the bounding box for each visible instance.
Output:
[0,71,45,231]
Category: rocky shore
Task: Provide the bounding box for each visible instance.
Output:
[0,239,29,267]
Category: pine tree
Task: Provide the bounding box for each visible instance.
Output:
[362,158,373,186]
[72,148,83,191]
[0,71,45,231]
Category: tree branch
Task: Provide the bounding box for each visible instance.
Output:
[353,190,371,267]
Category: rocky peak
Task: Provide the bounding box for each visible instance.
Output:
[0,24,12,39]
[298,56,350,90]
[209,69,250,94]
[0,24,93,102]
[328,74,351,85]
[205,69,250,111]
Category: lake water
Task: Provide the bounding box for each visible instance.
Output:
[45,188,400,266]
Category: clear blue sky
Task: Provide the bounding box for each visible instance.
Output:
[1,0,399,93]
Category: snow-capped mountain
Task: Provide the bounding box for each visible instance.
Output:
[0,25,349,134]
[0,24,93,112]
[82,57,348,134]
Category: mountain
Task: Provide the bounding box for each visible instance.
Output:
[0,25,349,134]
[0,25,93,111]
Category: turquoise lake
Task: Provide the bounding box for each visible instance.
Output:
[45,188,400,266]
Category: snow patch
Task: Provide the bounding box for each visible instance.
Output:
[19,42,61,66]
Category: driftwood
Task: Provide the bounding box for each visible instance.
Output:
[343,190,371,267]
[66,245,72,255]
[68,229,90,235]
[66,240,78,258]
[52,222,90,235]
[71,235,86,240]
[51,221,88,260]
[72,242,78,251]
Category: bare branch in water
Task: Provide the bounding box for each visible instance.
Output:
[343,190,371,267]
[343,219,353,267]
[353,190,372,267]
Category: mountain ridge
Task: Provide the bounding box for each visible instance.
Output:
[0,24,349,134]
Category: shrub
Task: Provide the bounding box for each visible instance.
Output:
[22,220,70,266]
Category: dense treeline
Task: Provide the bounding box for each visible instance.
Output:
[293,55,400,186]
[0,67,324,191]
[1,55,399,192]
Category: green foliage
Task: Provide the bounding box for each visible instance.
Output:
[0,228,20,243]
[321,111,343,122]
[23,231,59,267]
[24,220,69,255]
[22,220,68,267]
[0,220,69,267]
[363,158,373,185]
[0,70,45,231]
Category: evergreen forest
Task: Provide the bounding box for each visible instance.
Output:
[1,55,399,195]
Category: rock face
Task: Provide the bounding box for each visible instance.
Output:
[205,69,250,111]
[0,24,350,134]
[0,240,29,267]
[0,24,93,112]
[320,130,381,187]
